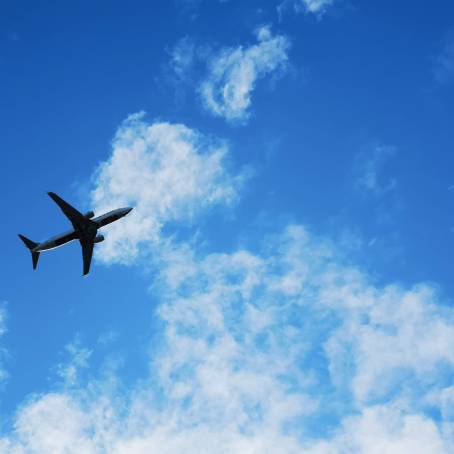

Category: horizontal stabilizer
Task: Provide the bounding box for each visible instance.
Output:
[18,234,38,250]
[18,234,40,270]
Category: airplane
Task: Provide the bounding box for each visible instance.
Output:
[18,192,133,276]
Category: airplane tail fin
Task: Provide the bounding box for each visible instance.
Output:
[18,234,40,270]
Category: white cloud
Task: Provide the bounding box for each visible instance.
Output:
[298,0,334,14]
[3,117,454,451]
[2,224,454,452]
[90,112,242,264]
[199,26,290,122]
[8,394,96,454]
[308,405,449,454]
[56,337,92,387]
[278,0,334,19]
[325,283,454,404]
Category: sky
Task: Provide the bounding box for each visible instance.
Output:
[1,0,454,452]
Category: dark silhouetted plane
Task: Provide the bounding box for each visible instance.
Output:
[18,192,132,276]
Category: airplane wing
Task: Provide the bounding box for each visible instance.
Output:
[48,192,88,229]
[80,239,94,276]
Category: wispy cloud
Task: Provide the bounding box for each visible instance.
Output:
[354,145,396,197]
[199,26,290,122]
[278,0,335,20]
[174,0,203,21]
[90,112,242,264]
[165,36,208,106]
[168,36,197,86]
[348,144,405,266]
[0,304,7,385]
[433,31,454,86]
[56,337,92,387]
[97,330,118,346]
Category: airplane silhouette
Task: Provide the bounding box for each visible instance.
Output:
[19,192,132,276]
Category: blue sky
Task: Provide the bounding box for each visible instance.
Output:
[1,0,454,452]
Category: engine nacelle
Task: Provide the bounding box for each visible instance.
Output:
[93,235,104,243]
[84,211,95,219]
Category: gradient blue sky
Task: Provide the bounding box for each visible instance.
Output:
[1,0,454,452]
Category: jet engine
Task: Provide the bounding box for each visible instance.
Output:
[94,235,104,243]
[84,211,95,219]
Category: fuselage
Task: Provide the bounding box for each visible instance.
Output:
[34,207,132,252]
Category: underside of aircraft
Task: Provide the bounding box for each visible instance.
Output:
[18,192,132,276]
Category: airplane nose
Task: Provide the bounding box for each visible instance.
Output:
[124,207,133,215]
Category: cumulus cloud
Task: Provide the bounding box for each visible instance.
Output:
[2,116,454,452]
[199,26,290,122]
[1,224,454,452]
[325,283,454,404]
[308,404,449,454]
[90,112,242,264]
